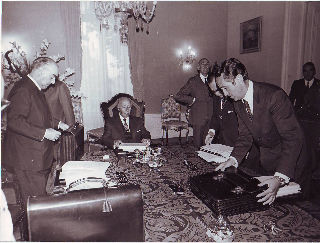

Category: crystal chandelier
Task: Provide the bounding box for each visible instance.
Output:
[94,1,157,44]
[178,46,196,70]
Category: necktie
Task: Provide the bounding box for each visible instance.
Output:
[306,82,310,88]
[123,118,130,132]
[243,99,253,121]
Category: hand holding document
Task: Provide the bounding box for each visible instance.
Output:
[255,176,301,197]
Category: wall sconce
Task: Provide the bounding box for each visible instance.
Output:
[177,46,196,71]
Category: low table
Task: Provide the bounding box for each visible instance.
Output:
[81,144,320,241]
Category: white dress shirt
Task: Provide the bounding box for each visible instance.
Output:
[305,78,314,87]
[200,73,208,83]
[119,113,130,131]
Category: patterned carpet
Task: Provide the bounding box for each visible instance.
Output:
[83,144,320,241]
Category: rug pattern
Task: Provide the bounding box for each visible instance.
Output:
[82,144,320,241]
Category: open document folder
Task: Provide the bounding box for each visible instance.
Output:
[197,144,233,163]
[59,161,114,191]
[255,176,301,197]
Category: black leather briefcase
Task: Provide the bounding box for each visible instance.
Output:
[27,185,144,242]
[189,169,270,216]
[59,123,84,166]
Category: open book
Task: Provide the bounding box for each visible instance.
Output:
[197,144,233,163]
[59,161,114,191]
[255,176,301,197]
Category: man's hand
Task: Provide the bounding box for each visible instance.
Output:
[256,177,281,205]
[214,158,234,171]
[142,138,151,146]
[58,122,69,131]
[113,140,122,149]
[44,128,61,141]
[205,129,215,145]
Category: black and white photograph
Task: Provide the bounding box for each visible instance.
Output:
[1,1,320,242]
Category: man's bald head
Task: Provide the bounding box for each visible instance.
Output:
[117,97,132,118]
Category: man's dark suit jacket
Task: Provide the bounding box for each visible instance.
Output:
[231,82,308,188]
[289,78,320,113]
[101,114,151,148]
[175,74,213,126]
[175,74,213,147]
[3,76,58,171]
[210,96,238,147]
[44,80,75,126]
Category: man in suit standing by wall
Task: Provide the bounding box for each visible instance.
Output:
[289,62,320,116]
[3,57,70,206]
[175,58,213,148]
[214,58,309,204]
[101,97,151,149]
[44,79,75,163]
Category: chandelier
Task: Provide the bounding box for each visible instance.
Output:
[177,46,196,70]
[94,1,157,44]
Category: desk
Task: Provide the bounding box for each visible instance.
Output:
[82,144,320,241]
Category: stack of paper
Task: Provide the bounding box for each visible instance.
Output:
[255,176,301,197]
[197,144,233,163]
[118,143,147,152]
[59,161,112,191]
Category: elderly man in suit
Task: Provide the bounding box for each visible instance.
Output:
[175,58,214,148]
[289,62,320,115]
[3,57,69,205]
[101,97,151,149]
[214,58,309,205]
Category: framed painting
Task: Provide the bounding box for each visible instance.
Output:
[240,16,262,54]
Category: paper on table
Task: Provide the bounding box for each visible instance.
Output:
[255,176,301,197]
[118,143,147,152]
[60,161,111,189]
[197,144,233,163]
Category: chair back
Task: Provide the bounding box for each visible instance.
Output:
[161,94,182,121]
[100,93,145,122]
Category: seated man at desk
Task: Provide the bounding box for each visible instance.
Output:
[214,58,310,204]
[101,97,151,149]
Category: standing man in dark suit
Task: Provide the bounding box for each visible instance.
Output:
[215,58,309,205]
[175,58,213,148]
[3,57,69,205]
[289,62,320,115]
[45,80,75,127]
[205,74,238,147]
[44,80,75,163]
[289,62,320,113]
[101,97,151,149]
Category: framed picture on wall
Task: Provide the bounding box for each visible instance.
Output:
[240,16,262,54]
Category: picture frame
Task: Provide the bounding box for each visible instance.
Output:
[240,16,262,54]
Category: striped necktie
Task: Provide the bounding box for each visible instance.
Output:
[123,118,130,132]
[243,99,253,121]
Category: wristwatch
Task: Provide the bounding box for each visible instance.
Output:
[274,176,287,186]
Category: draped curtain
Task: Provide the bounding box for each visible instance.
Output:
[128,19,145,102]
[59,2,83,123]
[80,1,133,134]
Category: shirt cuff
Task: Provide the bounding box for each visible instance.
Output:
[58,121,62,129]
[229,156,238,168]
[208,129,215,136]
[274,172,290,184]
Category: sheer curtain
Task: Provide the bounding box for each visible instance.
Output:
[80,2,133,134]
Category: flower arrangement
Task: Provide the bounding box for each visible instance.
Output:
[2,39,83,98]
[2,39,84,122]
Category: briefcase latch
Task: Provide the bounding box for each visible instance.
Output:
[102,200,112,213]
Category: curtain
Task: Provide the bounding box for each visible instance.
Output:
[80,2,133,134]
[128,19,145,102]
[60,2,83,123]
